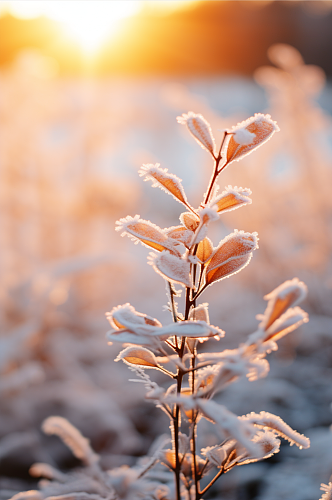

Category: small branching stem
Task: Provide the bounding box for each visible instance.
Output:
[204,131,229,205]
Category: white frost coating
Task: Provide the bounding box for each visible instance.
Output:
[107,310,223,345]
[233,128,256,145]
[148,251,194,288]
[189,303,209,323]
[201,445,226,467]
[225,113,280,163]
[196,399,261,458]
[320,483,332,500]
[106,303,161,332]
[240,411,310,449]
[42,416,99,466]
[138,163,189,207]
[177,112,216,155]
[198,206,219,223]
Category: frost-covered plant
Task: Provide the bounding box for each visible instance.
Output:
[10,111,311,500]
[105,111,310,499]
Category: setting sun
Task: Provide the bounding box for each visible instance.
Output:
[0,0,141,53]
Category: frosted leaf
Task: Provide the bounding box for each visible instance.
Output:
[165,225,194,248]
[201,445,226,467]
[159,320,224,339]
[148,251,194,288]
[225,113,279,164]
[196,365,221,392]
[196,237,214,263]
[189,303,209,323]
[209,185,252,215]
[197,400,261,457]
[320,483,332,500]
[115,346,160,369]
[8,493,43,500]
[138,164,189,208]
[260,278,308,331]
[42,417,99,466]
[201,430,280,470]
[264,306,309,342]
[205,231,258,286]
[240,411,310,449]
[179,211,200,232]
[106,303,161,331]
[115,215,180,255]
[177,112,216,156]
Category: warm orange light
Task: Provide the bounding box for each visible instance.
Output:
[0,1,141,54]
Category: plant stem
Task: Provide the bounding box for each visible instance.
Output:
[168,281,178,323]
[204,131,228,205]
[190,349,200,500]
[199,467,224,498]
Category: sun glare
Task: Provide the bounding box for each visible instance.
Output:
[0,1,141,54]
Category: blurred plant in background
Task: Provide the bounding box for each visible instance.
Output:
[1,41,332,500]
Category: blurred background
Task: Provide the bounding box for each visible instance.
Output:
[1,1,332,499]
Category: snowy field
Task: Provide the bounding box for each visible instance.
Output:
[1,48,332,499]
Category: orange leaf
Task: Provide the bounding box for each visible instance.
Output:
[116,346,160,368]
[138,164,189,207]
[261,278,307,331]
[211,186,252,214]
[205,254,252,286]
[177,112,216,156]
[206,231,258,271]
[196,237,213,263]
[225,114,279,164]
[180,212,200,232]
[116,215,180,255]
